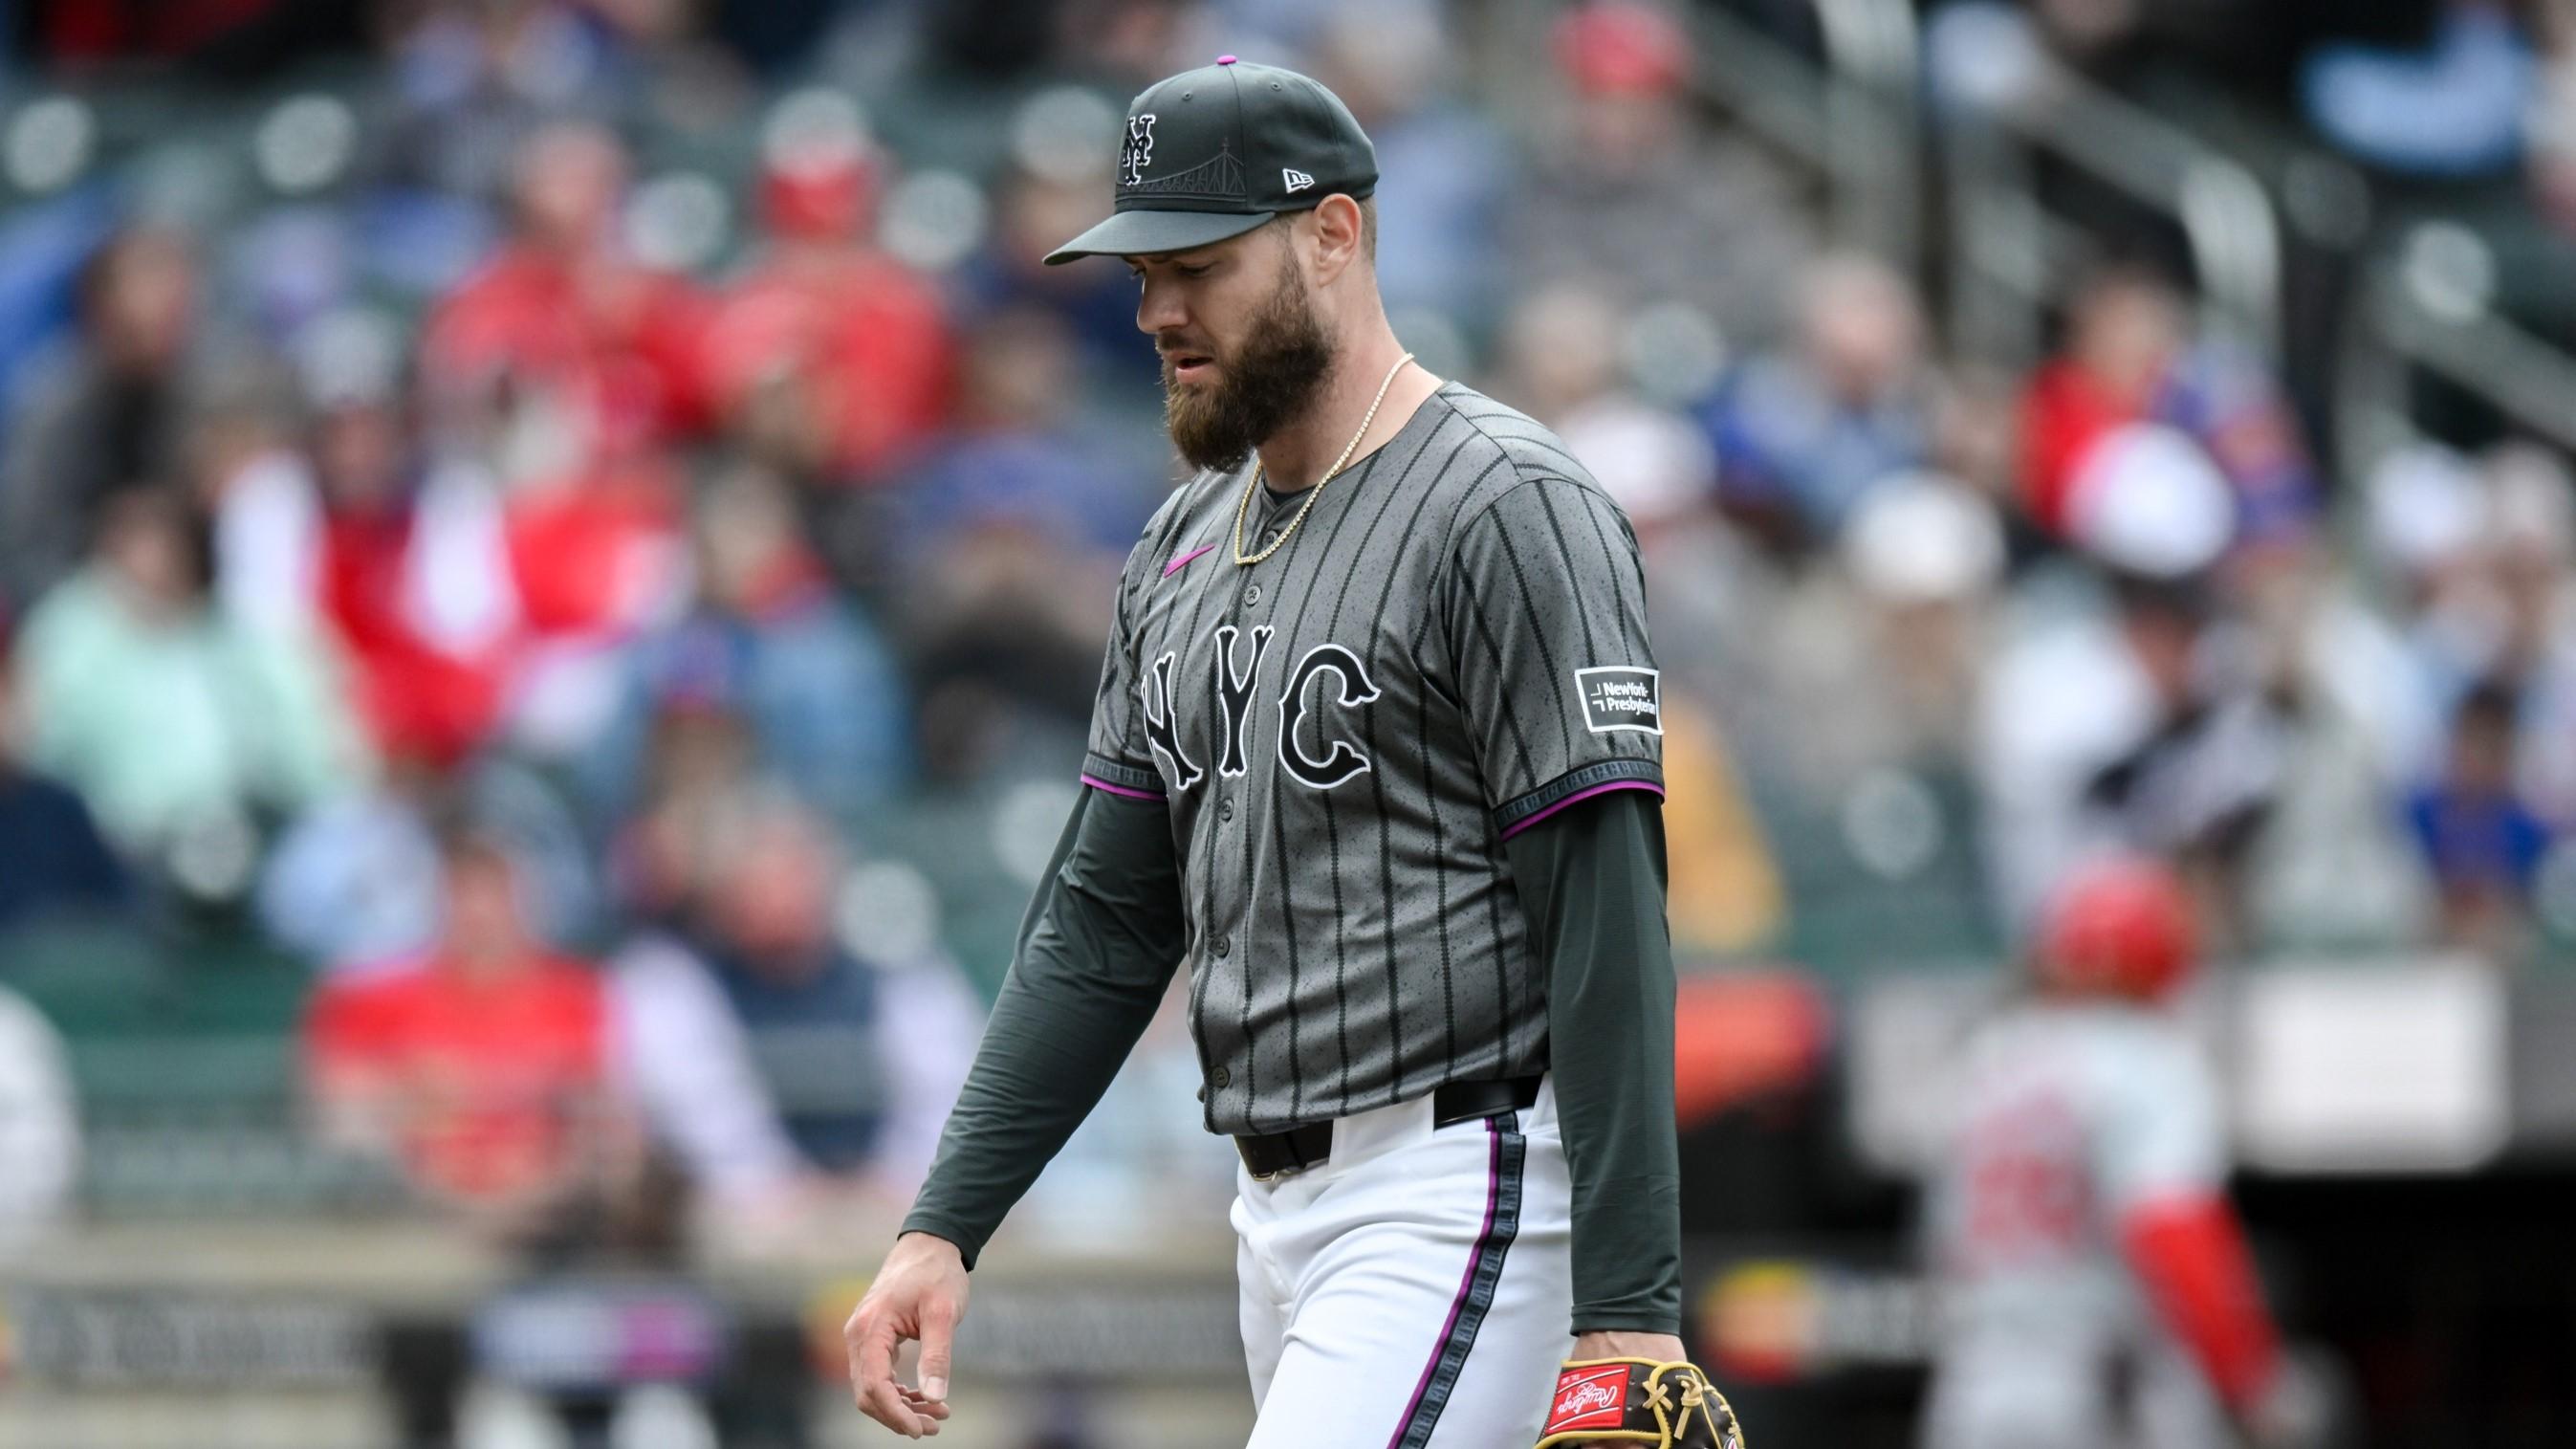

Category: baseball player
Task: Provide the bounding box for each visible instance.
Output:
[841,56,1740,1449]
[1921,858,2306,1449]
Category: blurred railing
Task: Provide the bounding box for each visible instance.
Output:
[1929,55,2284,367]
[2339,220,2576,471]
[1676,1,1922,274]
[1696,0,2576,487]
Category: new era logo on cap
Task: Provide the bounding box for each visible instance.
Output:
[1281,167,1314,192]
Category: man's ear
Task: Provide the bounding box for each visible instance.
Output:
[1306,194,1365,287]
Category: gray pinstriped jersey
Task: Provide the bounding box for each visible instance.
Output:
[1081,381,1664,1135]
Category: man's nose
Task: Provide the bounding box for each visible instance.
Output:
[1136,274,1187,335]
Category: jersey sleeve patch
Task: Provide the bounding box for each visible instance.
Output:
[1576,665,1661,735]
[1494,758,1666,839]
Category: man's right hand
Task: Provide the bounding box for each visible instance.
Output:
[844,1232,971,1438]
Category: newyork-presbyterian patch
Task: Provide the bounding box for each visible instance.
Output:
[1576,666,1661,735]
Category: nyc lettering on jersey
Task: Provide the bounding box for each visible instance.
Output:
[1143,625,1384,791]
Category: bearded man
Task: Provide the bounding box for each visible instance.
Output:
[840,56,1736,1449]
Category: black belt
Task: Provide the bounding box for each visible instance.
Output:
[1234,1075,1540,1181]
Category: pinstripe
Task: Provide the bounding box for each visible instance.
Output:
[1336,418,1457,1104]
[1533,484,1601,662]
[1569,486,1634,646]
[1285,446,1378,1127]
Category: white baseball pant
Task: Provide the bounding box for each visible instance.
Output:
[1231,1075,1575,1448]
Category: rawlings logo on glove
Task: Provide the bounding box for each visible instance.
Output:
[1534,1358,1746,1448]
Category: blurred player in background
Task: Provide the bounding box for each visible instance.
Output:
[1921,857,2312,1449]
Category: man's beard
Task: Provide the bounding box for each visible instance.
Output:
[1162,256,1336,473]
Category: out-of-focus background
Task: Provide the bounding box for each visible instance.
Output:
[0,0,2574,1445]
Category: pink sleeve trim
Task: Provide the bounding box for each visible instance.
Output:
[1080,773,1166,801]
[1497,779,1666,841]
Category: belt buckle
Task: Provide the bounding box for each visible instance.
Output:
[1237,1137,1281,1183]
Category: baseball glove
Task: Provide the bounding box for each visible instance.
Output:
[1534,1357,1746,1448]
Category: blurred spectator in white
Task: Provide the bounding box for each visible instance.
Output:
[1979,427,2291,937]
[0,230,202,611]
[303,821,640,1235]
[0,981,76,1262]
[2410,678,2555,963]
[702,93,955,488]
[2019,265,2320,553]
[584,462,911,830]
[1696,252,1936,551]
[1310,0,1507,325]
[652,793,975,1189]
[2301,0,2535,180]
[421,121,712,468]
[0,649,128,932]
[1826,475,2008,778]
[610,929,812,1216]
[13,489,370,892]
[1506,0,1813,348]
[2225,529,2440,953]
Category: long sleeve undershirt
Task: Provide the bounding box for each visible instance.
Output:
[901,787,1683,1336]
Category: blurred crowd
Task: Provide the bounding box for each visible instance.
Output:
[0,0,2573,1254]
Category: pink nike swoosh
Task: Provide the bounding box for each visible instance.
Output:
[1163,541,1218,577]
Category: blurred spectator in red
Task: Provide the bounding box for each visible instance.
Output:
[581,462,910,830]
[1,230,200,611]
[2019,264,2320,549]
[17,0,367,77]
[312,377,514,769]
[1506,0,1813,347]
[12,489,369,897]
[1980,428,2292,938]
[305,823,638,1225]
[2410,678,2555,961]
[0,645,128,931]
[422,121,711,467]
[1696,252,1936,549]
[702,98,954,487]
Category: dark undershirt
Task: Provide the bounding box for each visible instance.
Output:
[899,785,1683,1336]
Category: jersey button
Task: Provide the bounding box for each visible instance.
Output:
[1242,583,1262,606]
[1211,1065,1232,1090]
[1212,933,1233,957]
[1218,796,1235,822]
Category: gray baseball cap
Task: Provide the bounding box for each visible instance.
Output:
[1044,55,1379,265]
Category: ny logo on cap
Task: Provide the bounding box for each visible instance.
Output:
[1122,114,1158,187]
[1281,167,1314,193]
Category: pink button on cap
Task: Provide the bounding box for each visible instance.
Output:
[1216,55,1237,64]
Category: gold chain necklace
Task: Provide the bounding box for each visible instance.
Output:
[1232,351,1414,566]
